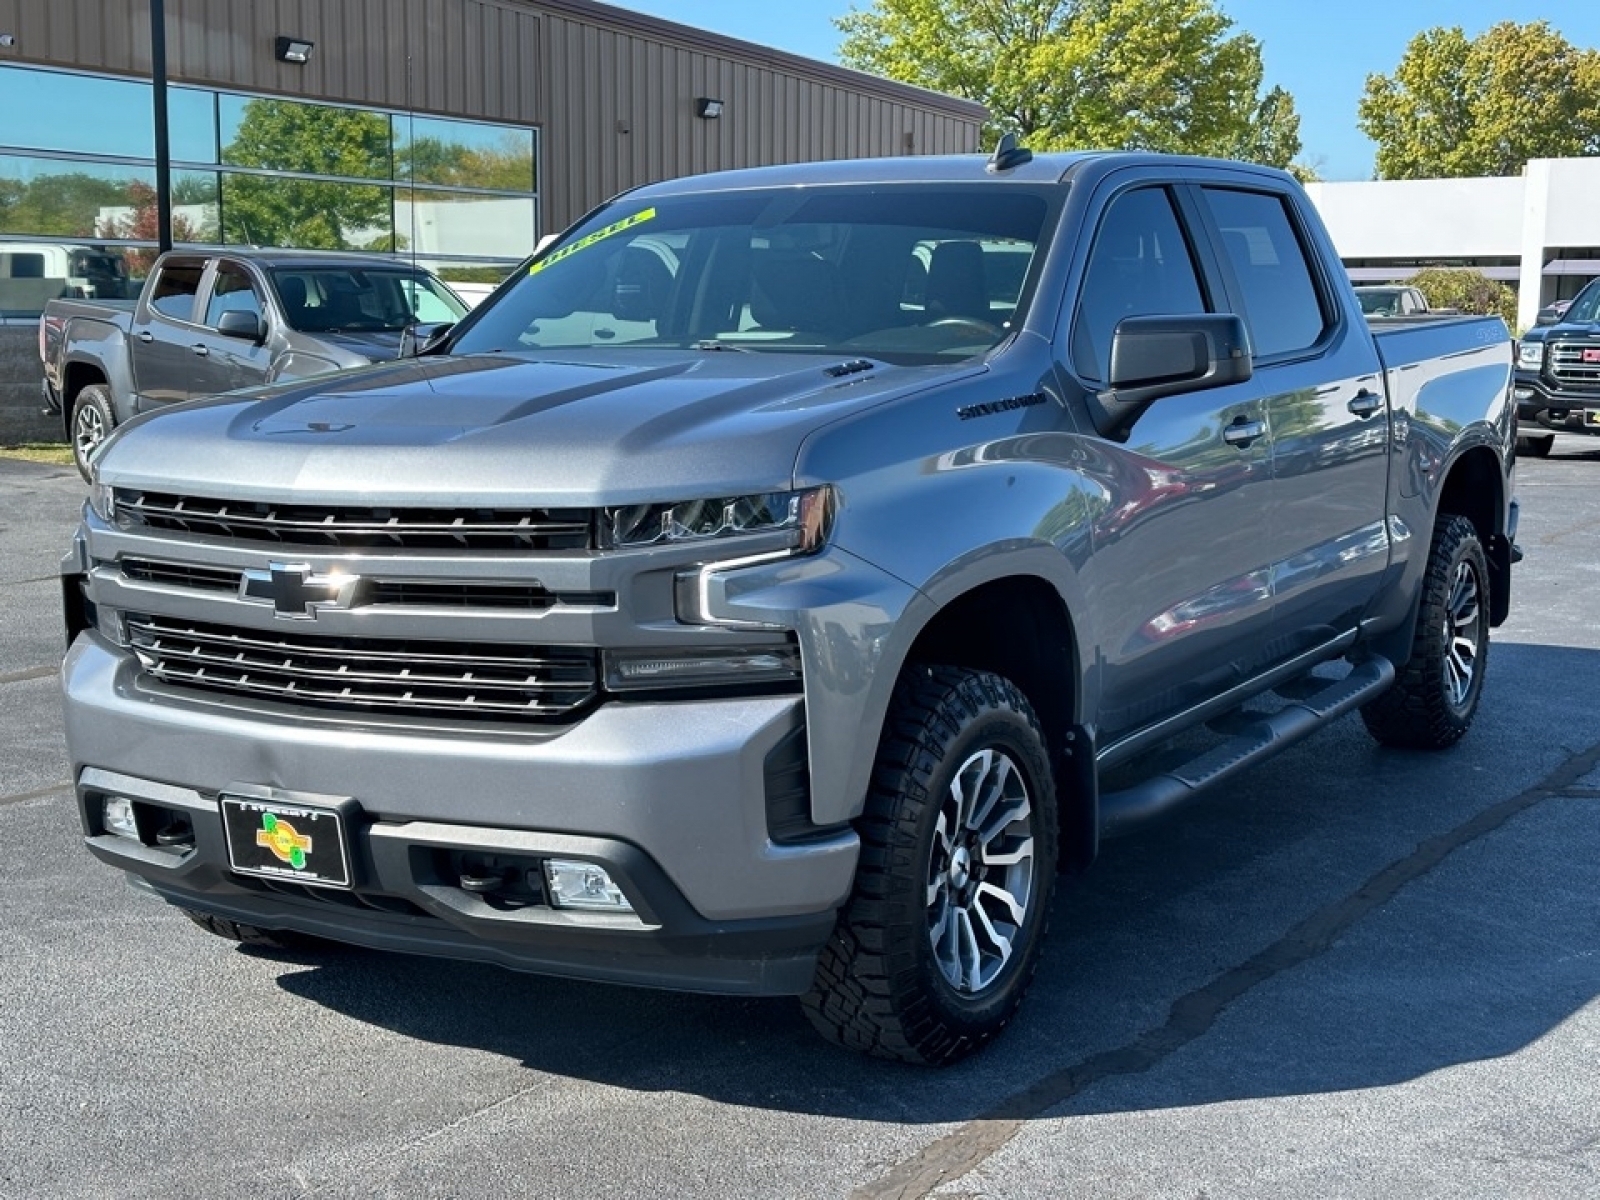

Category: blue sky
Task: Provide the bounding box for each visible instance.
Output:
[615,1,1600,180]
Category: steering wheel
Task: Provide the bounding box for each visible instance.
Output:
[928,316,1003,339]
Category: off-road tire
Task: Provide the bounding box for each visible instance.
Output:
[70,383,115,482]
[801,665,1058,1065]
[181,908,321,951]
[1361,514,1490,749]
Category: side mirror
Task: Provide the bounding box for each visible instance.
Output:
[1535,310,1559,326]
[216,310,267,343]
[398,321,455,358]
[1091,313,1253,440]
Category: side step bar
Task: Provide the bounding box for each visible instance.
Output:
[1098,656,1396,838]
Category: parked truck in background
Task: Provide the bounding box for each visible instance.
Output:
[40,248,468,479]
[60,146,1517,1064]
[1513,273,1600,456]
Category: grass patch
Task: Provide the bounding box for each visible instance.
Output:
[0,442,75,467]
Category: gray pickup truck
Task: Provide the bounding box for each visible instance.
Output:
[40,248,468,479]
[60,145,1518,1064]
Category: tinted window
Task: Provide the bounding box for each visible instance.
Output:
[1071,187,1207,381]
[205,264,262,327]
[1204,187,1327,358]
[147,260,205,321]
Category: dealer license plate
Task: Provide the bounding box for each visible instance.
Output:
[221,795,352,889]
[1587,410,1600,428]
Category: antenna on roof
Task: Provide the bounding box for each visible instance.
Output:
[987,132,1033,173]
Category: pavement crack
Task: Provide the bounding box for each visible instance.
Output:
[0,665,56,686]
[0,782,71,807]
[853,737,1600,1200]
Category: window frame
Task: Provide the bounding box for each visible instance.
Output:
[140,254,211,327]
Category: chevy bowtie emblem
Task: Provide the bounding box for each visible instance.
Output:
[240,562,359,619]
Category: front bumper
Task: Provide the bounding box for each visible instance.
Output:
[1513,373,1600,435]
[64,634,857,995]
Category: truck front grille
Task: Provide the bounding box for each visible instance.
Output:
[1548,341,1600,389]
[114,490,594,551]
[126,613,599,721]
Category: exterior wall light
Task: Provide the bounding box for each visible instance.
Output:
[274,36,314,64]
[696,97,724,119]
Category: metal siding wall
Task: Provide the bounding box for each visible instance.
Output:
[0,0,982,234]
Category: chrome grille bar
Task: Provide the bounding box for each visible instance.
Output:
[126,614,598,719]
[115,490,594,551]
[1548,341,1600,389]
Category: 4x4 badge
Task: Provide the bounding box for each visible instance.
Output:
[239,562,359,619]
[256,812,311,869]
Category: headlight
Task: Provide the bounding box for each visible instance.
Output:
[606,486,833,551]
[87,478,116,523]
[1517,341,1544,369]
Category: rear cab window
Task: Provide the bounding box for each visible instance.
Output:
[1200,187,1330,359]
[145,258,207,323]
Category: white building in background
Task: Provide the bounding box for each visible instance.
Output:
[1304,158,1600,330]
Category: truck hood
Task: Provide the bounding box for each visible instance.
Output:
[97,349,974,503]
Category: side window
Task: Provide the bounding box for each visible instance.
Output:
[1202,187,1327,358]
[1071,187,1207,382]
[146,260,205,322]
[204,264,263,327]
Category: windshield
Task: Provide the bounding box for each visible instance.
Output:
[451,185,1055,364]
[1560,278,1600,324]
[269,267,468,333]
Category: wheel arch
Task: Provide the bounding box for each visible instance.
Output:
[61,360,110,438]
[1434,443,1511,626]
[891,571,1095,875]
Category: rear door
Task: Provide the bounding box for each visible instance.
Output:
[1193,183,1391,655]
[128,255,211,410]
[1063,179,1275,741]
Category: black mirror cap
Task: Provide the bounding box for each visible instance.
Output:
[1091,313,1253,440]
[399,321,456,358]
[216,310,267,343]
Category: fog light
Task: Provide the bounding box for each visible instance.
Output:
[543,859,633,912]
[1513,387,1534,400]
[103,795,140,841]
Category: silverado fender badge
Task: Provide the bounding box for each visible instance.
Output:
[957,393,1047,421]
[240,562,360,619]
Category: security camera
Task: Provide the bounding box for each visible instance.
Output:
[0,34,16,47]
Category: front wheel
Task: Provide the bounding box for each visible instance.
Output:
[1361,514,1490,749]
[802,666,1058,1065]
[1517,433,1554,459]
[70,384,116,482]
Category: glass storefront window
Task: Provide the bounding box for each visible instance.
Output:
[397,189,536,260]
[170,88,219,165]
[397,116,536,192]
[0,65,153,158]
[221,174,395,252]
[0,154,157,238]
[220,95,393,181]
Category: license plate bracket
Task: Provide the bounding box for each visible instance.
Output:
[221,794,354,889]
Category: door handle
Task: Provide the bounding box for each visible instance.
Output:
[136,331,154,343]
[1347,390,1383,418]
[191,344,209,357]
[1222,416,1266,448]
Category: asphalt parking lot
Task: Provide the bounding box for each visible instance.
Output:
[3,439,1599,1199]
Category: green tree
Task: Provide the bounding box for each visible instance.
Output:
[1409,267,1516,330]
[220,99,396,249]
[1359,21,1600,179]
[837,0,1304,169]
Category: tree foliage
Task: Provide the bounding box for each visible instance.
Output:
[221,99,396,250]
[1360,21,1600,179]
[837,0,1303,168]
[1409,268,1516,330]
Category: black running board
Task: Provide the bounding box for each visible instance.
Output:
[1098,656,1396,837]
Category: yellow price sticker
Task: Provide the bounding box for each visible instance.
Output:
[530,207,658,275]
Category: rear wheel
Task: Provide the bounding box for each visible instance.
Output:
[802,666,1058,1065]
[1361,514,1490,749]
[70,383,115,482]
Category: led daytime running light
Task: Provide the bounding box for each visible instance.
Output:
[609,487,831,549]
